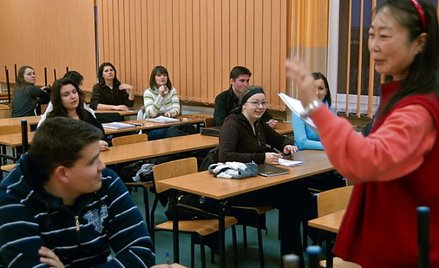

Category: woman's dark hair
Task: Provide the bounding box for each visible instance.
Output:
[149,66,173,90]
[48,78,88,120]
[239,85,266,106]
[376,0,439,117]
[97,62,121,87]
[311,72,332,107]
[63,71,84,88]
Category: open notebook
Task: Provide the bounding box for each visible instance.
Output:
[278,158,304,167]
[102,122,135,129]
[145,116,180,123]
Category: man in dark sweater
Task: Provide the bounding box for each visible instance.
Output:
[0,117,155,267]
[213,66,278,127]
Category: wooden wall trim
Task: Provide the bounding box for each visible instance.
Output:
[97,0,289,110]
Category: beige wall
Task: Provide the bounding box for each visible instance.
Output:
[0,0,96,90]
[0,0,328,111]
[97,0,289,109]
[289,0,329,98]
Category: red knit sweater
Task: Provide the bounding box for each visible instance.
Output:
[332,84,439,267]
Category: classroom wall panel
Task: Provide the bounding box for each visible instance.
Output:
[0,0,327,112]
[96,0,289,110]
[289,0,329,99]
[0,0,96,90]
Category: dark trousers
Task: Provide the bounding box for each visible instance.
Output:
[228,180,312,262]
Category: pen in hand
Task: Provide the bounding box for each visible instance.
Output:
[273,148,285,158]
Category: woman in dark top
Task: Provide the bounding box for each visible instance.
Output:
[90,62,135,111]
[11,66,50,117]
[219,86,310,266]
[46,78,109,151]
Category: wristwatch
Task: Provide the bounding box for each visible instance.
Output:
[301,100,323,118]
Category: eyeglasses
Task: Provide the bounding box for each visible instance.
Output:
[246,100,268,107]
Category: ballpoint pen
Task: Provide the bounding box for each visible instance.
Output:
[273,147,286,157]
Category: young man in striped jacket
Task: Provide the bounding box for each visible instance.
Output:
[0,117,155,267]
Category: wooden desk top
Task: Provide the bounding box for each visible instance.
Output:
[157,150,333,200]
[0,132,35,147]
[100,133,218,165]
[1,133,218,171]
[94,108,140,116]
[308,209,345,233]
[104,114,213,135]
[275,122,293,135]
[0,116,41,127]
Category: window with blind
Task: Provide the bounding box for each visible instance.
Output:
[336,0,438,118]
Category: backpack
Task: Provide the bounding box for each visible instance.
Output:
[199,147,219,171]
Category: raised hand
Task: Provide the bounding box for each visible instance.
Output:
[285,57,317,107]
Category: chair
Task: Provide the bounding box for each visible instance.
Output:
[151,157,238,268]
[204,117,215,128]
[317,185,353,218]
[112,133,148,146]
[314,185,357,268]
[0,121,30,165]
[198,145,270,267]
[111,133,153,232]
[230,205,273,268]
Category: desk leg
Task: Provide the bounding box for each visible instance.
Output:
[218,200,227,268]
[171,190,180,263]
[142,188,151,235]
[325,238,334,268]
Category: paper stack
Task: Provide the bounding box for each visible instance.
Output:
[145,116,180,123]
[103,122,135,129]
[278,93,316,129]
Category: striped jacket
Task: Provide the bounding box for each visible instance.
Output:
[142,87,180,118]
[0,154,155,267]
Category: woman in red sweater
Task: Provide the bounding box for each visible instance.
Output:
[286,0,439,267]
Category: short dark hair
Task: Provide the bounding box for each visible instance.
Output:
[229,66,252,80]
[63,71,84,88]
[149,66,173,89]
[311,72,332,107]
[29,117,102,184]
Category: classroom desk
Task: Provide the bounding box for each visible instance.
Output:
[308,209,346,268]
[0,116,41,127]
[308,209,345,234]
[94,108,140,117]
[157,150,333,267]
[103,114,213,135]
[274,121,293,135]
[0,132,35,148]
[0,114,288,148]
[0,114,213,147]
[99,133,218,165]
